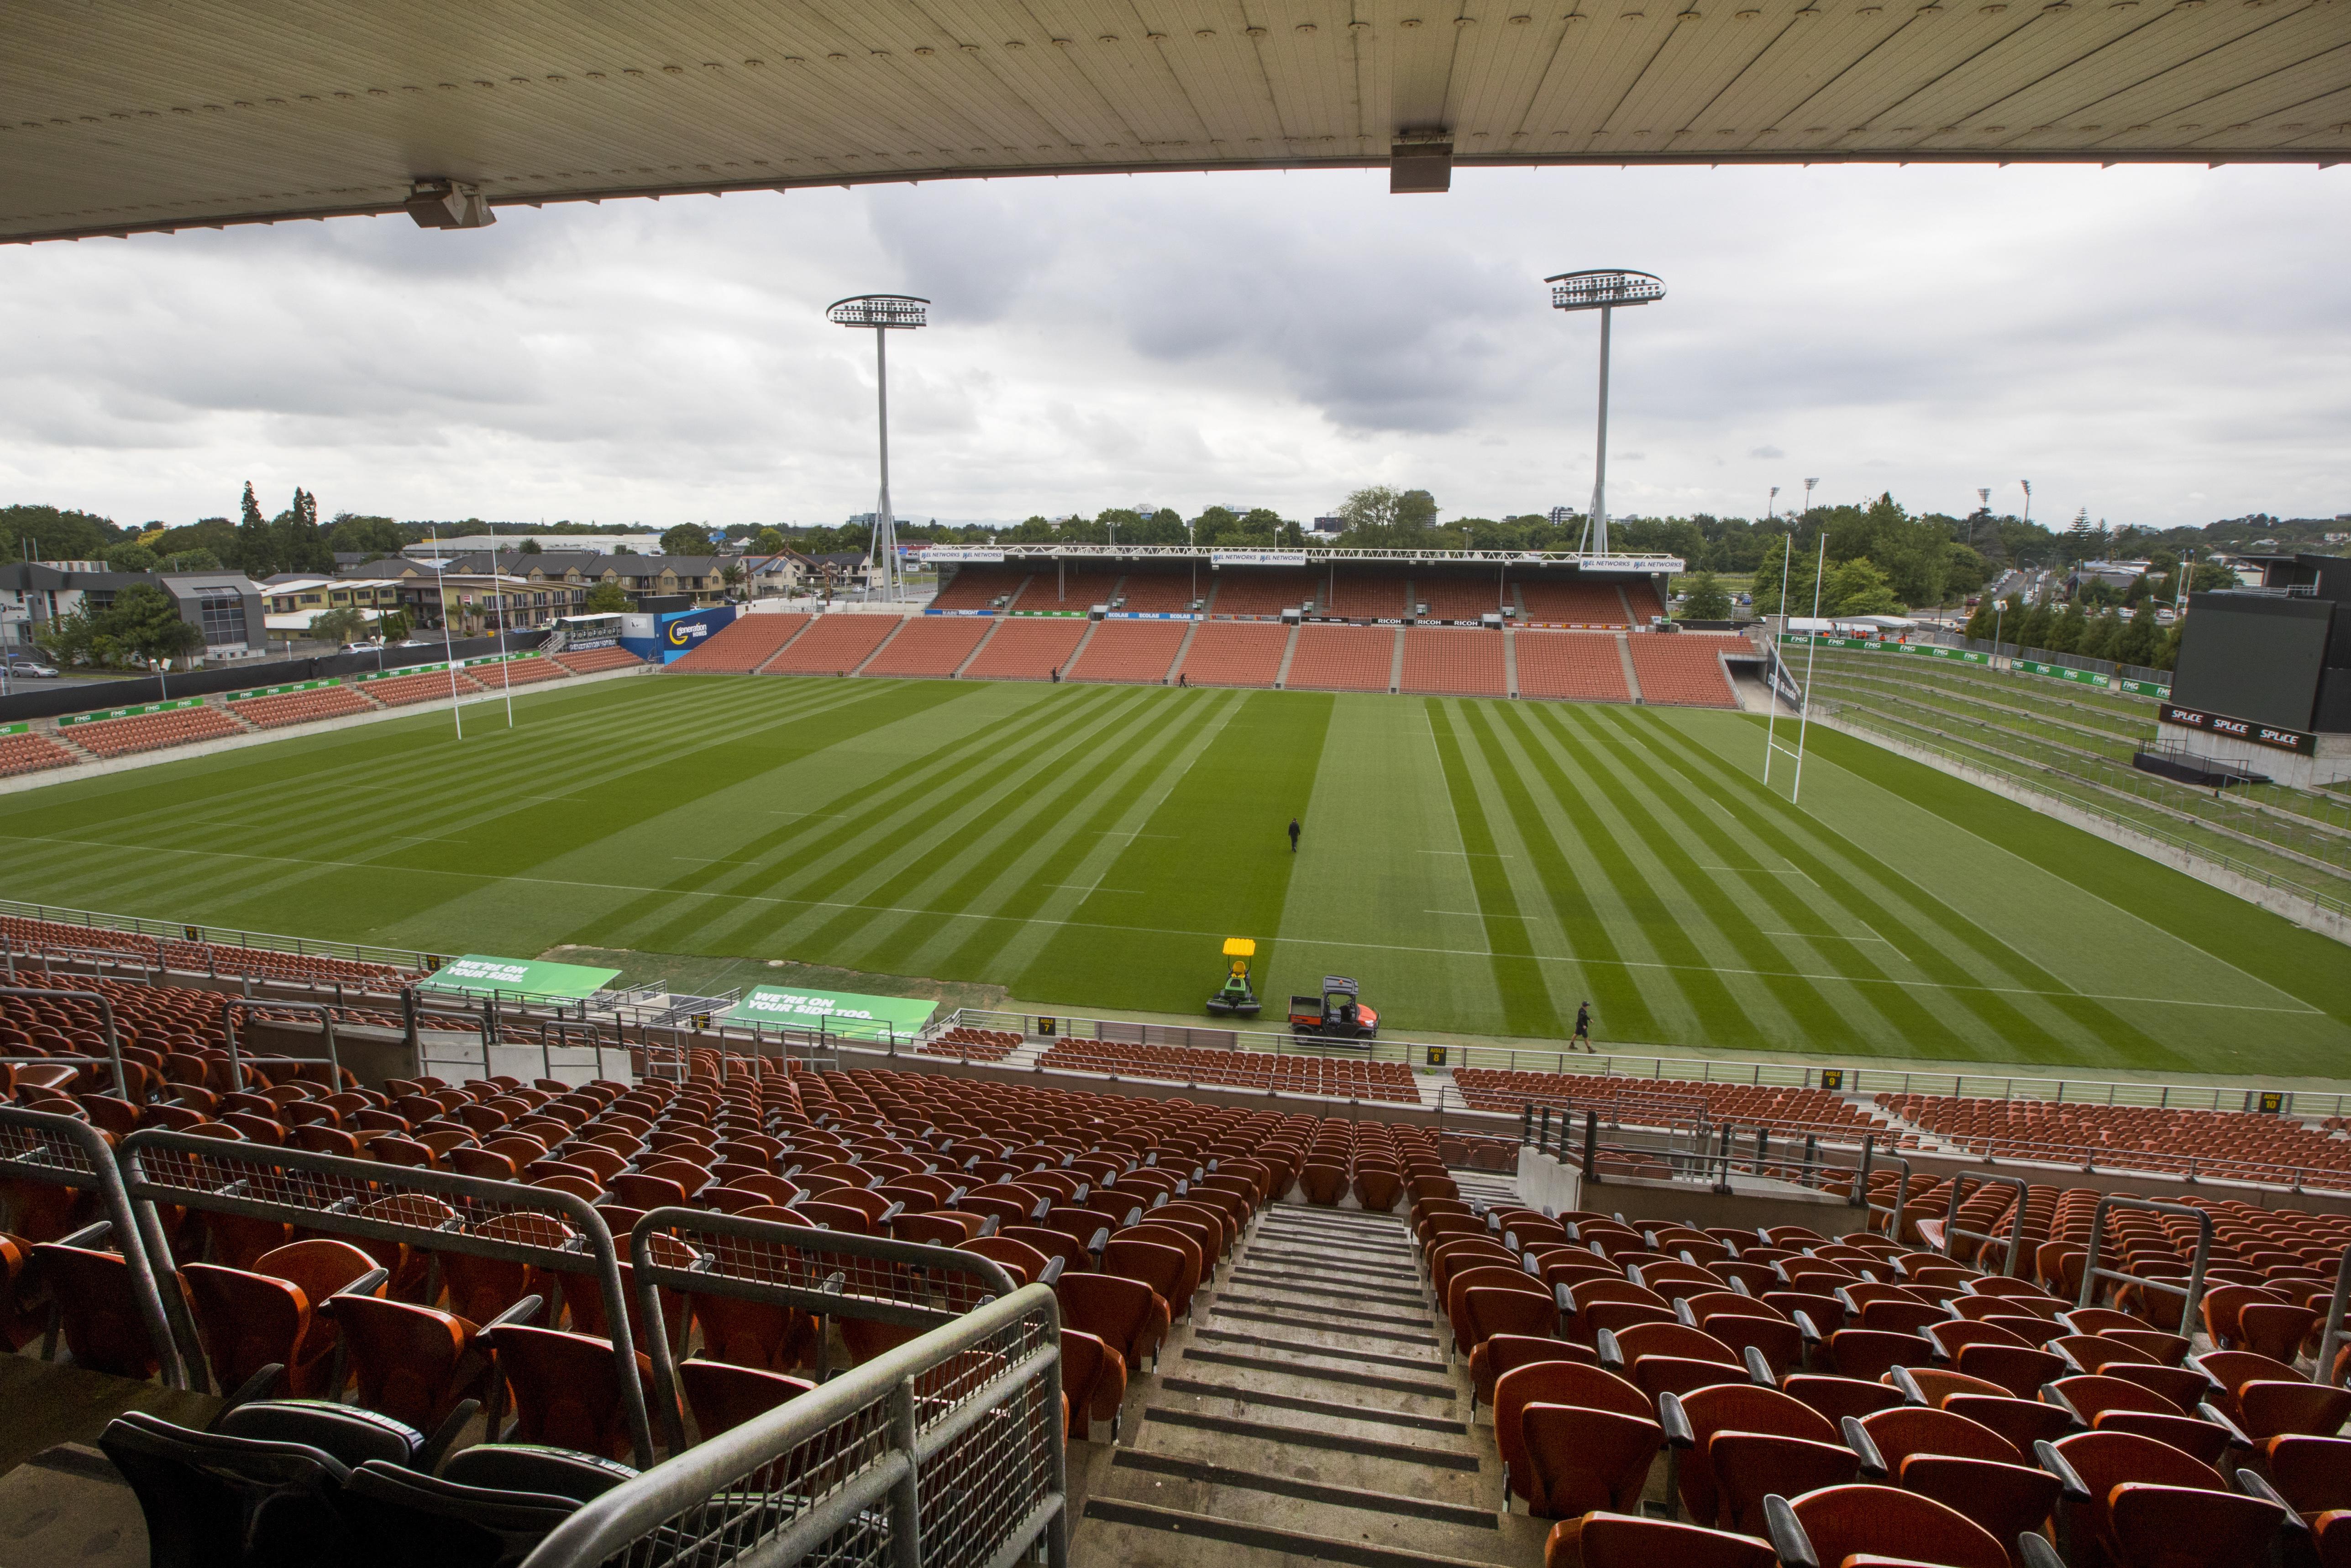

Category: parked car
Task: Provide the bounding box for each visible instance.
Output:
[0,655,60,678]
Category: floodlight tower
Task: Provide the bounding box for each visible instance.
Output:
[826,294,929,602]
[1546,270,1665,558]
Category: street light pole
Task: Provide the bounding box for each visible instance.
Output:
[1546,270,1665,559]
[826,294,930,605]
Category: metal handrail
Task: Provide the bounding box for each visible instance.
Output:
[2077,1195,2215,1335]
[1864,1150,1913,1241]
[0,1105,189,1389]
[519,1283,1069,1568]
[628,1207,1018,1457]
[220,995,342,1094]
[1938,1172,2031,1277]
[0,986,127,1099]
[116,1128,655,1462]
[2311,1246,2351,1387]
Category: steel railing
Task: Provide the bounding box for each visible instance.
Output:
[520,1284,1068,1568]
[0,985,128,1098]
[628,1207,1018,1457]
[2310,1246,2351,1387]
[2076,1195,2215,1335]
[0,1104,189,1388]
[116,1128,656,1463]
[1936,1172,2031,1277]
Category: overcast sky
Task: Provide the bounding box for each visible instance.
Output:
[0,162,2344,535]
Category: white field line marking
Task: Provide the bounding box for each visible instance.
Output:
[1760,930,1894,945]
[0,832,2325,1017]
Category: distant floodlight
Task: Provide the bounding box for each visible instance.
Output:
[1547,271,1665,558]
[825,294,930,329]
[829,295,931,603]
[1546,270,1666,313]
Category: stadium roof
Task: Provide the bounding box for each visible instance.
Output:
[6,0,2346,243]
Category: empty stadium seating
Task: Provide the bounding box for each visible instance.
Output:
[64,703,244,758]
[929,566,1030,610]
[1455,1066,1885,1138]
[857,615,992,677]
[471,656,569,688]
[1039,1038,1420,1102]
[1882,1092,2351,1184]
[0,913,423,987]
[664,614,808,674]
[362,669,486,707]
[1066,620,1186,684]
[229,685,378,729]
[1517,578,1633,625]
[961,617,1088,681]
[1284,623,1396,692]
[1399,626,1507,696]
[1170,621,1288,688]
[1627,635,1739,708]
[1322,567,1409,619]
[0,730,80,776]
[1624,580,1669,622]
[917,1026,1023,1061]
[1023,571,1121,612]
[1113,571,1202,613]
[552,645,646,675]
[1516,631,1632,701]
[762,614,901,675]
[1416,574,1511,621]
[1207,569,1319,618]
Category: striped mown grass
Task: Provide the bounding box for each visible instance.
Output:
[0,672,2345,1076]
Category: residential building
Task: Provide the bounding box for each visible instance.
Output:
[0,561,264,655]
[398,533,658,556]
[259,575,409,639]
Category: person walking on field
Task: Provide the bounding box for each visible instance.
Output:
[1573,1001,1595,1052]
[1288,817,1301,853]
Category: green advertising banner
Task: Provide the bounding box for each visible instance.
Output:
[1911,644,1991,666]
[728,986,939,1039]
[0,721,25,737]
[420,954,620,998]
[223,677,341,703]
[2118,676,2172,699]
[350,661,452,683]
[56,697,210,727]
[2014,659,2111,689]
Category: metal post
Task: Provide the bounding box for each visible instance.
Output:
[1590,305,1612,557]
[0,986,126,1098]
[889,1374,923,1568]
[1582,1110,1601,1185]
[1791,528,1826,804]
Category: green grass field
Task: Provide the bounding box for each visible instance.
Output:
[4,672,2348,1078]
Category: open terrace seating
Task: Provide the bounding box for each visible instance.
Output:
[857,614,993,677]
[0,912,425,987]
[63,703,244,758]
[663,614,808,673]
[1170,620,1288,687]
[1284,623,1396,692]
[1400,625,1508,696]
[0,729,80,776]
[229,684,378,729]
[1881,1092,2351,1185]
[1039,1038,1421,1102]
[930,566,1031,610]
[1206,568,1319,618]
[1628,635,1741,708]
[761,614,901,675]
[1322,567,1411,619]
[1516,630,1632,701]
[917,1025,1024,1061]
[1516,578,1634,625]
[360,668,486,706]
[1111,570,1202,613]
[961,616,1089,681]
[1417,574,1511,621]
[551,645,646,674]
[1065,619,1187,684]
[1455,1067,1887,1139]
[470,656,569,688]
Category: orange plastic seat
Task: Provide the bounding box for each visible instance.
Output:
[1103,1238,1195,1321]
[678,1358,813,1439]
[35,1243,161,1379]
[1055,1272,1169,1372]
[1781,1483,2007,1568]
[2107,1482,2286,1568]
[1674,1381,1847,1529]
[1858,1405,2063,1560]
[483,1322,650,1461]
[1493,1362,1657,1518]
[1059,1327,1128,1439]
[329,1294,492,1432]
[1543,1513,1776,1568]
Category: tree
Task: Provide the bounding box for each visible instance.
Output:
[662,523,715,555]
[753,526,787,554]
[2115,603,2162,670]
[325,513,406,556]
[101,583,204,666]
[236,483,275,578]
[520,538,542,555]
[721,563,745,589]
[104,541,160,573]
[1677,571,1732,620]
[273,488,332,574]
[378,609,412,643]
[584,579,631,614]
[308,606,371,644]
[0,503,121,564]
[162,548,222,572]
[31,603,100,667]
[2079,611,2121,663]
[1335,486,1441,548]
[2045,600,2087,654]
[2014,602,2056,654]
[1820,558,1900,617]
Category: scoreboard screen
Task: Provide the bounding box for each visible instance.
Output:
[2170,595,2331,733]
